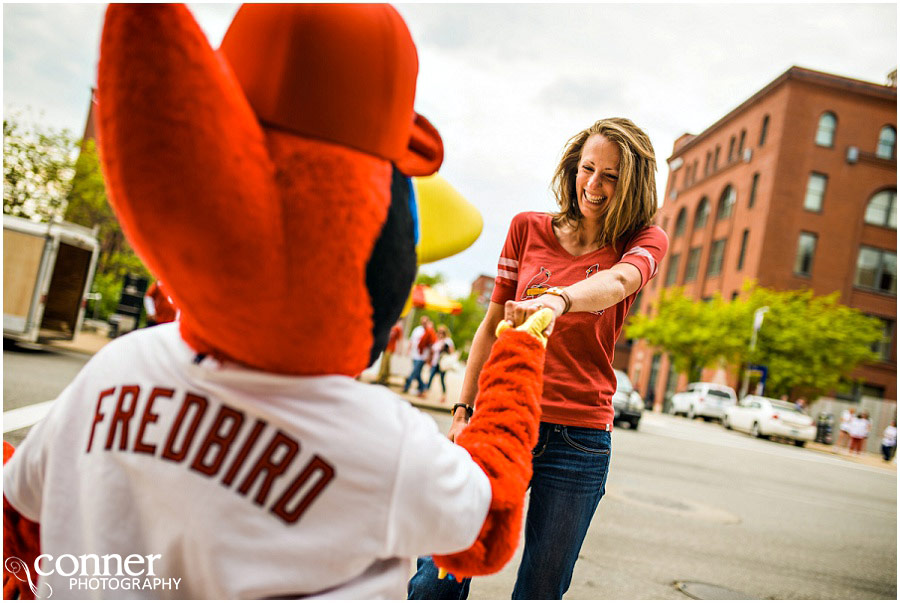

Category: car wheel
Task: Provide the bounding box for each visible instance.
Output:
[750,422,767,439]
[794,440,806,447]
[629,420,639,430]
[687,407,696,420]
[702,417,712,422]
[723,417,732,430]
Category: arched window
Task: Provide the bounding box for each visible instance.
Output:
[728,136,736,162]
[716,185,736,221]
[694,197,710,230]
[674,207,687,238]
[876,125,896,160]
[864,189,897,229]
[815,112,837,147]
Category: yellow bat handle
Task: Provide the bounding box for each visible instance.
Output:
[437,568,448,580]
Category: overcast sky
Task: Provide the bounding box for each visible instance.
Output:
[3,3,896,297]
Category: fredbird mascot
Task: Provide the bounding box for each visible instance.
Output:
[3,4,551,599]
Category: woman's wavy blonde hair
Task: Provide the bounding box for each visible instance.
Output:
[551,117,658,249]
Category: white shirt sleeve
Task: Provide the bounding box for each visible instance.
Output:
[3,406,57,522]
[383,406,491,558]
[144,295,156,316]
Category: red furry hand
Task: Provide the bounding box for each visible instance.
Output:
[433,326,545,577]
[3,442,41,600]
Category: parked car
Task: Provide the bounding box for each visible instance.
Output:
[612,369,643,430]
[723,395,816,446]
[670,382,737,422]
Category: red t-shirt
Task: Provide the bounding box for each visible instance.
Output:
[491,212,668,428]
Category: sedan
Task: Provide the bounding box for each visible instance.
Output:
[612,369,643,430]
[723,395,816,446]
[670,382,737,422]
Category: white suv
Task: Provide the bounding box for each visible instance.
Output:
[670,382,737,422]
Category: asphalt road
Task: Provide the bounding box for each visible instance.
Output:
[4,344,897,599]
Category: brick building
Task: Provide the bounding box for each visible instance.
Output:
[628,66,896,411]
[470,274,495,306]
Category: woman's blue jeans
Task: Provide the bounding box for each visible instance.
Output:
[407,422,612,600]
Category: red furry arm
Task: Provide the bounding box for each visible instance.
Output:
[432,329,544,577]
[3,441,40,600]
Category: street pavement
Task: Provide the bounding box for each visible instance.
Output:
[3,331,897,599]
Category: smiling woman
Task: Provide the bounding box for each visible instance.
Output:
[408,118,668,600]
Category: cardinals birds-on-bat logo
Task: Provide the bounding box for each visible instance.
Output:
[522,265,605,316]
[523,267,551,298]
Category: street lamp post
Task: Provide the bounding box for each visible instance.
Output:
[739,306,769,399]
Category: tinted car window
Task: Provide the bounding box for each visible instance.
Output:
[708,390,731,399]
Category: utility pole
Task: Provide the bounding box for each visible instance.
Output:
[739,306,769,399]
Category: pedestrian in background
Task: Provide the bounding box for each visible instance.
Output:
[881,420,897,462]
[403,316,434,396]
[408,117,668,600]
[837,406,855,448]
[376,320,404,385]
[425,325,455,403]
[794,397,808,414]
[847,410,871,455]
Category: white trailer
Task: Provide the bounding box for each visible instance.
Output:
[3,214,100,343]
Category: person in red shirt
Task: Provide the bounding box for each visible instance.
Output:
[409,118,668,599]
[144,280,178,327]
[376,320,404,384]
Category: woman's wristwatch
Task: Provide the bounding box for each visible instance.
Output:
[542,286,571,314]
[451,403,473,420]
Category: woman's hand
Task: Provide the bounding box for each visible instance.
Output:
[447,413,468,443]
[503,294,565,336]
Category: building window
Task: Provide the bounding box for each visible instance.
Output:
[716,185,736,221]
[694,197,710,230]
[876,125,896,160]
[674,207,687,238]
[704,152,712,176]
[714,145,720,170]
[706,239,726,277]
[854,246,897,295]
[728,136,736,162]
[684,247,702,283]
[749,173,760,208]
[737,229,750,270]
[870,316,895,362]
[793,232,817,276]
[738,129,746,157]
[665,253,681,286]
[864,189,897,229]
[815,112,837,147]
[803,173,827,212]
[759,115,770,146]
[692,160,698,184]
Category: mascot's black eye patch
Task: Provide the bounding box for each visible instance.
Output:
[365,166,418,366]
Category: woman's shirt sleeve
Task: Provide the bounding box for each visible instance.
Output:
[618,225,669,291]
[491,213,528,304]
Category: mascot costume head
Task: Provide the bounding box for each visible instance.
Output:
[3,4,549,599]
[99,3,440,375]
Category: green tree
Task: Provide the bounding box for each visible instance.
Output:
[626,282,884,399]
[63,139,151,320]
[3,114,78,221]
[737,285,882,399]
[626,288,745,381]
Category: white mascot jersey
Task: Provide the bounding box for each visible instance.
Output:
[4,323,490,599]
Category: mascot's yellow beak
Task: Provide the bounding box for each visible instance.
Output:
[401,174,483,316]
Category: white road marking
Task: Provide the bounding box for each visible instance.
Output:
[3,401,53,433]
